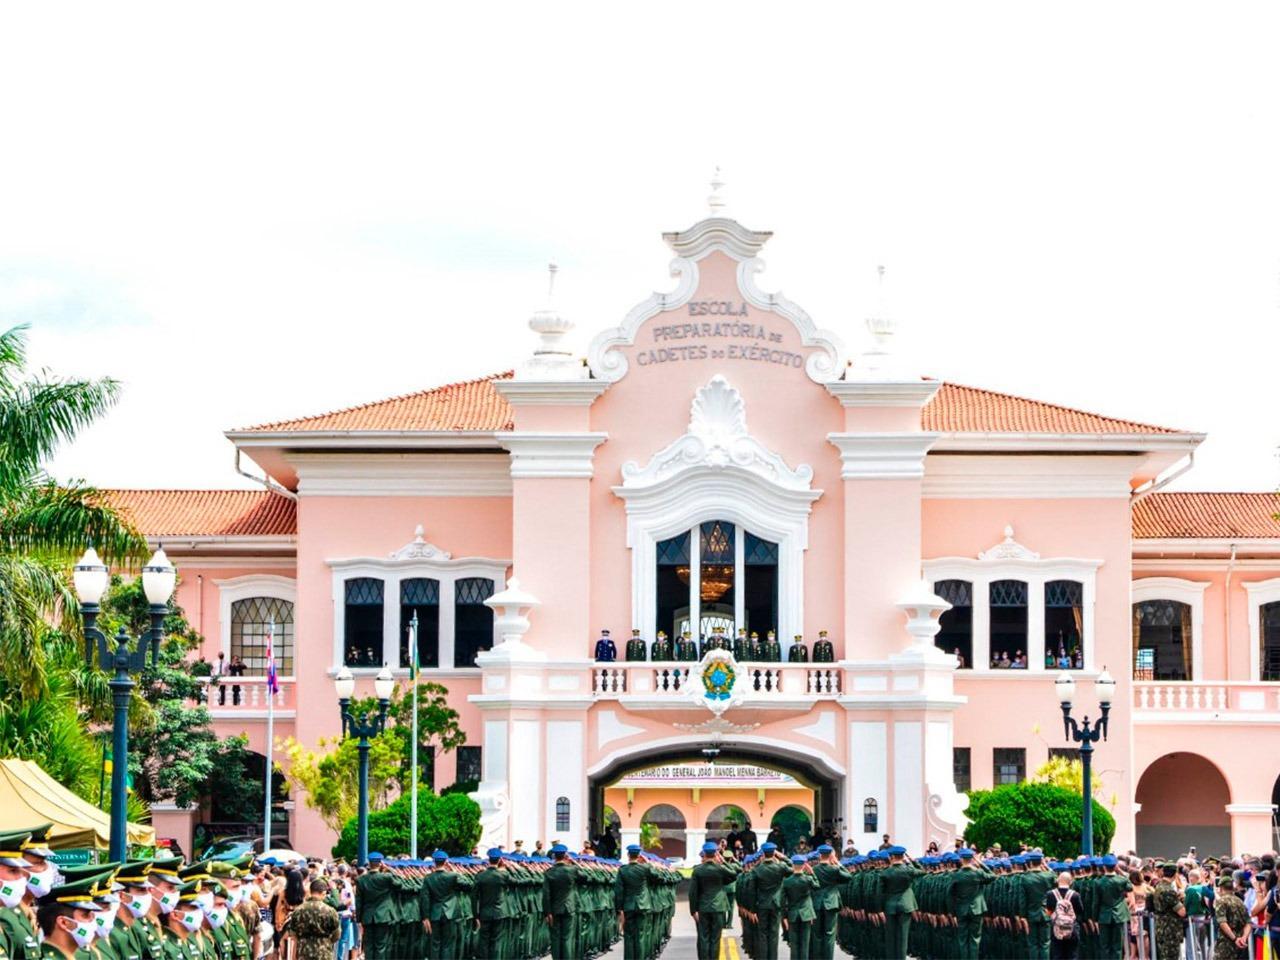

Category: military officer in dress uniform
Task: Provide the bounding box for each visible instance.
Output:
[744,632,761,662]
[878,845,924,960]
[421,850,474,960]
[650,631,673,661]
[160,880,206,960]
[1093,854,1131,959]
[355,853,399,960]
[474,848,513,960]
[787,634,809,663]
[812,630,835,663]
[625,629,647,662]
[759,631,781,663]
[809,844,850,960]
[115,860,166,960]
[0,830,39,960]
[688,843,740,960]
[614,845,654,960]
[541,845,578,960]
[34,872,109,960]
[675,631,699,662]
[780,856,818,960]
[749,844,791,960]
[594,629,617,662]
[949,848,994,960]
[733,629,750,660]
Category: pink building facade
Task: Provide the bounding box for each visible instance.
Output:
[111,210,1280,860]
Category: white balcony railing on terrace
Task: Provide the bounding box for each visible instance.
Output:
[591,662,842,698]
[199,676,296,712]
[1132,681,1280,719]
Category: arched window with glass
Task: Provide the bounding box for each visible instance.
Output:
[555,797,570,832]
[344,577,384,667]
[1263,602,1280,682]
[454,577,495,668]
[863,798,878,833]
[230,597,295,676]
[400,578,440,669]
[654,519,778,643]
[1132,599,1191,680]
[1045,579,1084,670]
[933,580,972,669]
[988,580,1028,668]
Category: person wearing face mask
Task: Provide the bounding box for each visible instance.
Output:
[115,861,163,960]
[162,881,208,960]
[35,872,112,960]
[175,864,219,960]
[207,860,253,960]
[0,830,39,960]
[89,873,126,960]
[148,858,185,927]
[20,827,61,909]
[200,881,234,960]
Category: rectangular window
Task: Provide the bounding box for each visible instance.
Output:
[989,580,1028,668]
[934,580,972,669]
[230,597,295,676]
[953,747,971,793]
[344,578,384,667]
[744,533,778,641]
[454,578,495,668]
[400,578,440,669]
[1132,600,1191,681]
[555,797,571,833]
[698,520,736,637]
[993,748,1026,785]
[455,746,482,786]
[1045,580,1084,669]
[1261,602,1280,682]
[656,532,691,642]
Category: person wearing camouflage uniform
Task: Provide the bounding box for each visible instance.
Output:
[283,880,340,960]
[1213,874,1250,960]
[1151,862,1186,960]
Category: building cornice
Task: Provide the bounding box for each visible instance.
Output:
[492,380,611,406]
[923,454,1138,499]
[828,433,940,479]
[497,432,608,479]
[289,452,512,497]
[825,380,942,408]
[930,433,1205,453]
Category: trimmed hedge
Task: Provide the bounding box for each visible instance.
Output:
[964,782,1114,856]
[332,790,482,860]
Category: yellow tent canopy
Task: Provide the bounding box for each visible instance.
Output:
[0,758,154,850]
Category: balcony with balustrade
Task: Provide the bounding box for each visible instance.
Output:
[591,661,842,703]
[1132,681,1280,724]
[200,676,297,718]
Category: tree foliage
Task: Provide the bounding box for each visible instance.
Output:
[963,782,1115,857]
[1031,756,1102,798]
[331,790,482,861]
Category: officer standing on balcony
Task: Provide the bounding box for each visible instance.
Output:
[625,629,647,662]
[676,631,699,662]
[812,630,835,663]
[650,630,672,661]
[593,629,617,662]
[787,634,809,663]
[733,628,750,660]
[760,631,782,663]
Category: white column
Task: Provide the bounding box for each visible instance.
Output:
[893,721,924,853]
[1027,580,1046,671]
[752,828,772,850]
[685,827,708,858]
[849,721,888,853]
[620,828,641,850]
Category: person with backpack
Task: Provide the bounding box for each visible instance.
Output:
[1043,870,1084,960]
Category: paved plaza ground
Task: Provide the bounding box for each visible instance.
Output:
[604,900,814,960]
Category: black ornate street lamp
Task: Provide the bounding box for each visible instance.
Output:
[1055,669,1116,856]
[333,665,395,867]
[74,546,176,863]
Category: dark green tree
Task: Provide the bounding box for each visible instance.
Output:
[963,782,1115,856]
[331,790,482,861]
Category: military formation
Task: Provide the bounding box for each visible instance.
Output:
[355,843,678,960]
[595,627,836,663]
[0,824,259,960]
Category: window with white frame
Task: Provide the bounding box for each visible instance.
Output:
[330,557,508,671]
[924,543,1101,673]
[231,597,295,676]
[653,519,779,643]
[1132,577,1207,682]
[1244,579,1280,683]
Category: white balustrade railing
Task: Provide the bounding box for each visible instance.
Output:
[591,662,841,698]
[1133,681,1280,716]
[593,666,627,695]
[202,676,294,711]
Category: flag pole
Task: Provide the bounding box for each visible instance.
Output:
[263,617,275,852]
[409,612,419,861]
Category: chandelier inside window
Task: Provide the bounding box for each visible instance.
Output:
[676,564,735,602]
[676,521,735,601]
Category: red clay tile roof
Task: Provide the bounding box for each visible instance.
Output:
[103,489,297,538]
[1132,492,1280,539]
[240,372,516,433]
[236,372,1184,436]
[923,383,1182,435]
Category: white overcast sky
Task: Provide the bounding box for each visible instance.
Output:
[2,2,1278,492]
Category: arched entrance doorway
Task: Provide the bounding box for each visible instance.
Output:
[1135,753,1231,856]
[195,748,290,856]
[640,804,688,860]
[589,737,844,860]
[770,804,813,853]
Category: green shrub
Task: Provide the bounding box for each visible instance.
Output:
[332,789,482,860]
[441,779,478,797]
[963,782,1114,856]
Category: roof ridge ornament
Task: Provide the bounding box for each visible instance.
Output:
[978,525,1041,561]
[390,524,452,561]
[707,166,727,217]
[850,264,901,380]
[516,261,586,381]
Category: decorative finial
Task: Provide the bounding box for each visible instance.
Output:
[707,166,727,217]
[853,264,898,378]
[546,261,558,301]
[517,260,581,379]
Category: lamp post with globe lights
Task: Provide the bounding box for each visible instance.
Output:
[1055,668,1116,855]
[74,545,177,862]
[334,665,395,867]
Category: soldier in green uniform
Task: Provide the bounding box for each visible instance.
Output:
[34,872,108,960]
[283,879,340,960]
[474,848,513,960]
[746,632,761,662]
[748,843,791,960]
[675,631,699,662]
[780,856,818,960]
[688,843,740,960]
[787,634,809,663]
[625,629,647,662]
[115,860,165,960]
[355,854,399,960]
[949,848,994,960]
[759,631,781,663]
[1151,861,1186,960]
[812,630,835,663]
[541,845,578,960]
[614,845,653,960]
[1093,855,1131,959]
[735,855,759,957]
[90,870,126,960]
[160,881,207,960]
[1213,874,1250,960]
[205,861,251,960]
[878,845,924,960]
[650,631,672,662]
[0,830,41,960]
[732,629,750,661]
[421,850,473,960]
[19,828,58,909]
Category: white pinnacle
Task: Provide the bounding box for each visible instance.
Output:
[707,166,727,217]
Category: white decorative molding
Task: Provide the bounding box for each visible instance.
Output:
[214,574,297,672]
[586,217,846,385]
[624,376,814,490]
[498,432,608,479]
[825,380,942,408]
[290,452,512,497]
[827,433,940,479]
[1241,578,1280,682]
[792,711,836,743]
[597,710,648,748]
[493,380,611,406]
[1225,802,1279,816]
[1132,576,1209,682]
[672,717,762,735]
[979,526,1041,561]
[923,455,1138,499]
[390,525,451,561]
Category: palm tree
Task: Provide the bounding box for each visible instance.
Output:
[0,323,146,696]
